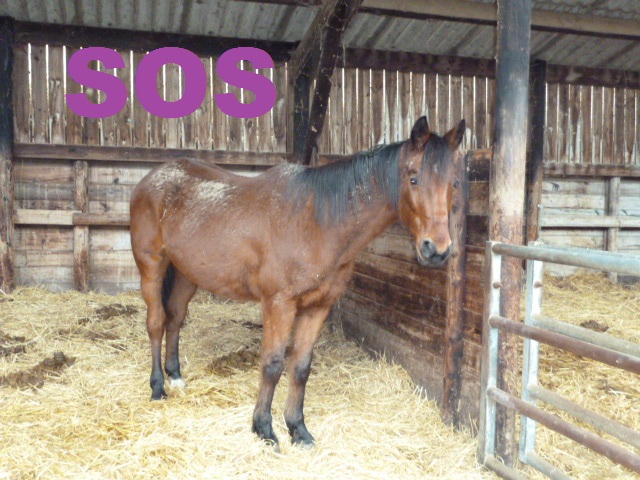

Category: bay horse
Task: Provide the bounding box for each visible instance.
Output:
[130,116,465,447]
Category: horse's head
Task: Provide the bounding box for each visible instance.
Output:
[399,117,465,267]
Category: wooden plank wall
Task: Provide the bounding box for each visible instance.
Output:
[318,68,495,153]
[12,44,288,151]
[545,83,640,165]
[540,174,640,278]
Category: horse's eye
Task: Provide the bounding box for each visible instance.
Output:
[410,177,418,186]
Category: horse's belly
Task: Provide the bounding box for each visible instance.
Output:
[167,242,260,301]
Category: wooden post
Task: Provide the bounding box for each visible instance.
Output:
[442,150,469,427]
[287,0,362,164]
[606,176,620,282]
[526,60,546,244]
[0,17,15,292]
[490,0,532,467]
[73,161,90,291]
[287,73,310,161]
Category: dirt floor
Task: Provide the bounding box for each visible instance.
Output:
[0,288,492,480]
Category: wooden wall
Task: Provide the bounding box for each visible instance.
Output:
[12,44,288,151]
[317,68,494,153]
[544,83,639,165]
[539,166,640,278]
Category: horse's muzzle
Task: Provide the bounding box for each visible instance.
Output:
[417,240,451,267]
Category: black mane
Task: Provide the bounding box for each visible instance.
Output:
[287,142,403,225]
[287,136,452,225]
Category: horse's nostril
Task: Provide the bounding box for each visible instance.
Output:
[421,240,436,258]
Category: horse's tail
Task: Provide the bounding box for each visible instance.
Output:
[161,262,176,313]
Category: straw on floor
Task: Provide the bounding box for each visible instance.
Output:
[1,272,637,479]
[0,288,490,480]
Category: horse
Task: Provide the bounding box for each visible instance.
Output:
[129,116,465,447]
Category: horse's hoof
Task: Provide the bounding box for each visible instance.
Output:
[289,422,315,448]
[292,433,315,449]
[151,389,168,400]
[252,422,279,447]
[263,438,281,453]
[168,377,186,389]
[293,438,314,450]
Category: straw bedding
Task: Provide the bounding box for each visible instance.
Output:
[1,273,637,479]
[0,288,490,480]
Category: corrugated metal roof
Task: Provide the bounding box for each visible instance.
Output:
[1,0,639,72]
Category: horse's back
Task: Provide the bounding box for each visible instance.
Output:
[130,159,288,300]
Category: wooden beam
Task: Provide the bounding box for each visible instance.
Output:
[14,144,288,166]
[288,0,356,81]
[73,161,90,292]
[545,65,640,90]
[14,209,130,227]
[341,48,496,77]
[606,177,621,282]
[237,0,322,6]
[287,72,311,159]
[542,213,640,229]
[488,0,531,467]
[321,152,640,182]
[341,48,640,90]
[14,209,75,226]
[20,143,637,180]
[288,0,362,163]
[73,213,130,227]
[526,60,546,244]
[543,162,640,178]
[0,17,15,292]
[360,0,640,41]
[14,21,295,62]
[442,150,469,427]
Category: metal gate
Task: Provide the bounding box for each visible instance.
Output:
[477,241,640,479]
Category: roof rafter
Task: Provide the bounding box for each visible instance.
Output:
[287,0,362,164]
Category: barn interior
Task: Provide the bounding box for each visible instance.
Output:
[0,1,639,478]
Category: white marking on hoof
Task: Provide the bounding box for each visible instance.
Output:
[169,378,186,389]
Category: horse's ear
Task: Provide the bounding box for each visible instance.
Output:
[410,116,430,150]
[444,119,466,150]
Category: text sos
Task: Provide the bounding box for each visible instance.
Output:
[66,46,277,119]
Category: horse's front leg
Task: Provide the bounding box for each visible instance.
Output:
[285,305,330,447]
[252,297,297,446]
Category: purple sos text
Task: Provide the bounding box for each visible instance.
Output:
[66,47,277,119]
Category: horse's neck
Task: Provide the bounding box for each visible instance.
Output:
[335,199,398,257]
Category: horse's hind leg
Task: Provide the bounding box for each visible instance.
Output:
[163,268,197,388]
[252,297,297,446]
[137,254,171,400]
[285,305,329,447]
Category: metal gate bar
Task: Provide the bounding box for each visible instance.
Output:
[488,315,640,375]
[527,385,640,451]
[491,242,640,276]
[531,313,640,358]
[478,241,640,479]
